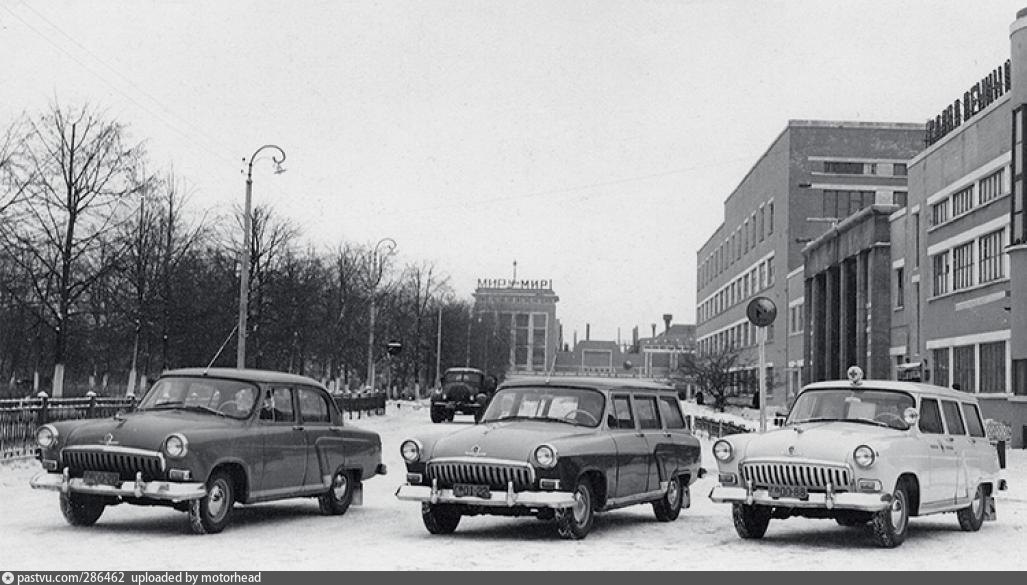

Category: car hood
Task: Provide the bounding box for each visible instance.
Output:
[62,410,242,452]
[741,422,904,462]
[431,421,592,462]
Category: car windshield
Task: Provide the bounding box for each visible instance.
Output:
[444,372,483,385]
[138,377,260,420]
[786,387,914,430]
[481,386,605,428]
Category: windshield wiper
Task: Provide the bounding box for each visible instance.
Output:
[179,404,228,417]
[843,418,890,428]
[143,402,226,417]
[145,400,185,409]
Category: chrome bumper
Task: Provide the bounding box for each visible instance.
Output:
[395,483,576,508]
[31,470,206,502]
[709,485,891,512]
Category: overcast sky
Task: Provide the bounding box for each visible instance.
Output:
[1,0,1023,343]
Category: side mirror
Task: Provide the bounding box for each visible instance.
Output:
[903,407,920,428]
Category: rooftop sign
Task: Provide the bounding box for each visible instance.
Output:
[925,60,1011,147]
[476,278,553,290]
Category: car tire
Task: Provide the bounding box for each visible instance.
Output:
[870,482,910,548]
[732,503,771,539]
[652,475,683,522]
[59,492,105,527]
[421,503,461,534]
[430,406,446,424]
[189,470,235,535]
[556,478,596,540]
[957,484,986,532]
[319,469,355,516]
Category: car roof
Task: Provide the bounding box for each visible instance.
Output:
[445,367,484,373]
[500,376,675,393]
[802,378,978,401]
[160,367,326,389]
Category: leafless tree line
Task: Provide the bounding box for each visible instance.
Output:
[0,103,510,398]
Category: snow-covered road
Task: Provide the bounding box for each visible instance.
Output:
[2,402,1025,571]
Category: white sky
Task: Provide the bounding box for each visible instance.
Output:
[1,0,1023,343]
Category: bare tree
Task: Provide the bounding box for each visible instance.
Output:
[0,104,144,395]
[678,344,745,412]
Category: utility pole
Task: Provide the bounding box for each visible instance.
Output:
[435,303,443,388]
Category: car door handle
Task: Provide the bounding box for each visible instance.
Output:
[293,425,305,431]
[635,432,644,438]
[945,436,955,442]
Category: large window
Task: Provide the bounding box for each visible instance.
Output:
[932,253,950,296]
[1013,105,1025,245]
[951,185,974,217]
[933,348,950,387]
[978,168,1004,204]
[893,163,908,176]
[824,161,865,174]
[932,199,950,226]
[980,341,1006,393]
[895,267,904,308]
[953,345,975,392]
[979,229,1005,283]
[952,242,974,290]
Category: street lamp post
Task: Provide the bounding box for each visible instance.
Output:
[366,238,398,389]
[237,145,286,369]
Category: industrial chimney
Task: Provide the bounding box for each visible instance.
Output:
[586,323,591,341]
[663,314,672,335]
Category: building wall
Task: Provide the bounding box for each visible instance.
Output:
[473,286,560,373]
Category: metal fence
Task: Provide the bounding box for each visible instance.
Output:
[689,414,755,438]
[1,391,389,459]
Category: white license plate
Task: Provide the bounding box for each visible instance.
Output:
[452,483,491,499]
[768,485,808,500]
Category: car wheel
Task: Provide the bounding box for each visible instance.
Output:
[957,484,986,532]
[430,406,446,423]
[319,469,355,516]
[421,503,461,534]
[652,475,683,522]
[732,503,771,539]
[59,492,105,527]
[870,482,910,548]
[556,478,596,540]
[189,470,235,535]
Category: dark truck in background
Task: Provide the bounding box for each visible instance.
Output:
[430,367,497,423]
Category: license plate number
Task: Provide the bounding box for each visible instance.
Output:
[82,470,121,487]
[768,485,808,500]
[452,483,491,499]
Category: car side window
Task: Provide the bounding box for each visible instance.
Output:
[919,398,944,434]
[260,387,295,423]
[298,387,331,424]
[635,396,661,430]
[611,395,634,429]
[941,400,966,435]
[962,402,986,438]
[659,396,686,429]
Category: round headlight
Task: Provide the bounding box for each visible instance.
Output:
[163,434,188,458]
[35,425,58,449]
[713,440,733,462]
[534,444,558,469]
[401,439,421,463]
[853,445,875,468]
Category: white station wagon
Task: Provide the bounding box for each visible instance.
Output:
[709,367,1004,547]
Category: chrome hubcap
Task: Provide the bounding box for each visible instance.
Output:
[971,488,983,517]
[667,480,679,506]
[208,481,228,521]
[572,487,590,524]
[333,473,349,500]
[890,493,906,531]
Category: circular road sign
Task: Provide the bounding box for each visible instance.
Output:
[746,297,778,327]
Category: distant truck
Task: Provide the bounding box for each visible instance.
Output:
[430,367,497,423]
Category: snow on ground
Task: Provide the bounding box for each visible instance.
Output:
[1,401,1026,571]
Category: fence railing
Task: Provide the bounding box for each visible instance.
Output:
[1,391,389,459]
[689,414,755,438]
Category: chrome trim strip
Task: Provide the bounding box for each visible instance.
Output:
[30,472,205,502]
[605,483,668,509]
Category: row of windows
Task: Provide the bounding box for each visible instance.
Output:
[932,341,1006,394]
[697,256,775,323]
[699,201,774,289]
[821,161,907,176]
[930,167,1007,227]
[918,397,986,438]
[930,229,1006,296]
[788,303,805,334]
[696,321,775,356]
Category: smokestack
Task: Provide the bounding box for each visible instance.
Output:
[617,327,621,345]
[663,314,672,335]
[651,323,656,339]
[586,323,591,341]
[632,326,639,347]
[573,330,578,348]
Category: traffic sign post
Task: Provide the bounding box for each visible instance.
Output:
[746,297,777,433]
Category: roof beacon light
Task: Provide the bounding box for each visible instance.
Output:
[847,366,864,386]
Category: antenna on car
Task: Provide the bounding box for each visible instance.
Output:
[205,324,239,374]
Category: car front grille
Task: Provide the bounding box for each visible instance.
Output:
[427,458,534,491]
[740,461,852,492]
[63,447,165,481]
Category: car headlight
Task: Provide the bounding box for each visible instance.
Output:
[163,434,188,458]
[853,445,875,468]
[534,444,558,469]
[713,440,733,462]
[35,425,58,449]
[401,439,422,463]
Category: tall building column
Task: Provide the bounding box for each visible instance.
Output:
[839,258,853,373]
[855,251,869,372]
[868,244,892,379]
[823,268,837,380]
[1009,10,1027,399]
[803,276,815,385]
[811,273,827,382]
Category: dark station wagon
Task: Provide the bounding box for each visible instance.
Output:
[396,377,702,539]
[31,368,386,534]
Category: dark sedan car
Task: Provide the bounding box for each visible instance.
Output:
[396,377,702,539]
[31,368,386,534]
